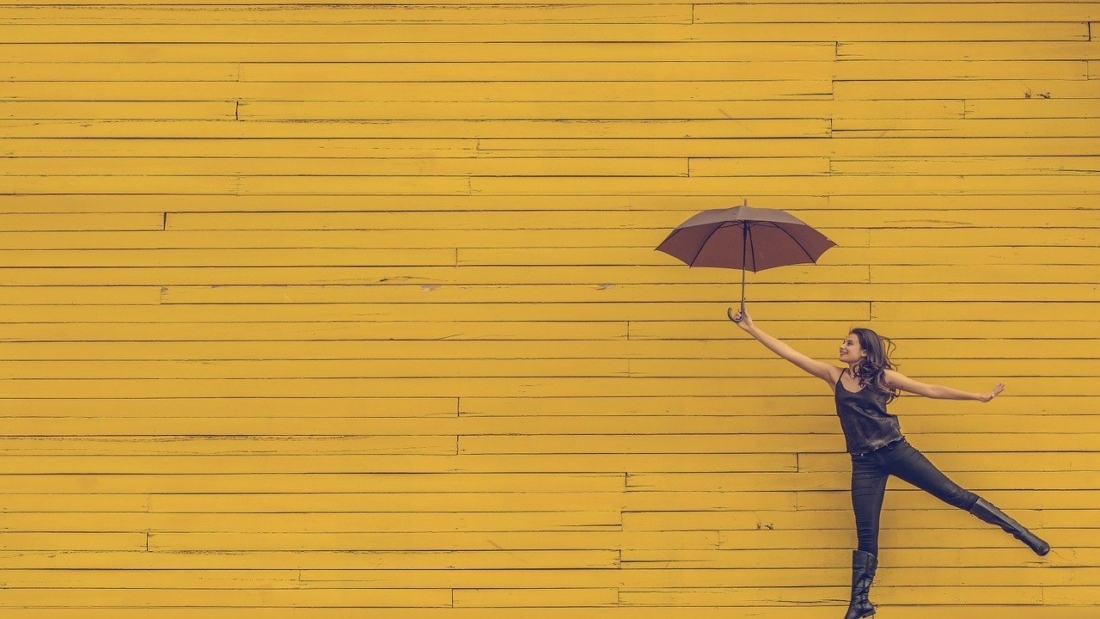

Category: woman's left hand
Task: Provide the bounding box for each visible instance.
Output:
[979,383,1006,402]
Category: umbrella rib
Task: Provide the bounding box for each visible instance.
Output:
[747,222,757,272]
[767,222,819,263]
[685,223,729,267]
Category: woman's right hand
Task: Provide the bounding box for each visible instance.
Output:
[727,307,754,332]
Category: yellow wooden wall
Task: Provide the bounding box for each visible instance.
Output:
[2,1,1099,617]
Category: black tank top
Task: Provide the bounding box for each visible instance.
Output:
[834,373,903,455]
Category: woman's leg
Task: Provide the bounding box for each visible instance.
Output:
[882,440,1049,555]
[880,440,978,511]
[851,453,890,555]
[846,454,888,619]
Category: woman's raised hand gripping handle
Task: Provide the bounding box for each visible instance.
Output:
[727,307,754,332]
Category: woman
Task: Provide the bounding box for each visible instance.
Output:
[729,309,1049,619]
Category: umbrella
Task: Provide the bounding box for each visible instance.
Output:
[655,202,835,321]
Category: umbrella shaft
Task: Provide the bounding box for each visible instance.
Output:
[740,224,748,312]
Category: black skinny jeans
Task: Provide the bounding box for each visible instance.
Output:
[850,438,979,556]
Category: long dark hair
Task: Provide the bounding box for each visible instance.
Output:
[849,327,898,403]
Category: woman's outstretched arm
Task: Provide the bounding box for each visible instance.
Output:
[885,369,1005,402]
[729,309,841,387]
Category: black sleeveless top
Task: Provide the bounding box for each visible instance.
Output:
[835,373,903,455]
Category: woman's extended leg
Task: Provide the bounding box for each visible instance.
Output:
[880,440,977,511]
[882,440,1049,556]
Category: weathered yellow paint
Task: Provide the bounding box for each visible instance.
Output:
[2,0,1096,616]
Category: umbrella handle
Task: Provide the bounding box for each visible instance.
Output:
[727,307,743,323]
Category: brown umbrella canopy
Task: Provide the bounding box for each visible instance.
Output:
[656,204,835,314]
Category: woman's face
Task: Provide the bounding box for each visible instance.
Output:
[839,333,867,365]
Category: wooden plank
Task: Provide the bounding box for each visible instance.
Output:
[0,549,619,571]
[0,287,160,305]
[0,224,820,251]
[833,118,1100,138]
[0,23,1085,44]
[0,515,624,537]
[0,358,631,380]
[0,395,462,418]
[965,99,1100,118]
[0,139,834,163]
[144,492,633,513]
[454,588,619,608]
[0,435,459,456]
[470,175,1100,195]
[240,100,835,121]
[833,60,1087,80]
[2,186,1095,216]
[0,587,454,608]
[0,5,695,26]
[838,40,1100,61]
[0,453,795,474]
[2,491,631,515]
[0,248,459,268]
[832,157,1100,175]
[872,299,1100,319]
[0,119,832,139]
[0,532,146,551]
[0,81,836,103]
[0,101,235,120]
[0,62,239,81]
[835,79,1100,100]
[871,264,1100,283]
[829,194,1100,209]
[0,42,837,63]
[0,139,480,160]
[1,175,469,196]
[0,213,163,231]
[869,228,1100,247]
[0,472,624,493]
[0,157,688,177]
[163,210,701,231]
[238,61,834,82]
[697,3,1100,22]
[0,321,630,342]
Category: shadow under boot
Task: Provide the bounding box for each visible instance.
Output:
[969,497,1050,556]
[843,550,877,619]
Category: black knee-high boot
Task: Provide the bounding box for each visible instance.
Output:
[969,497,1050,556]
[843,550,877,619]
